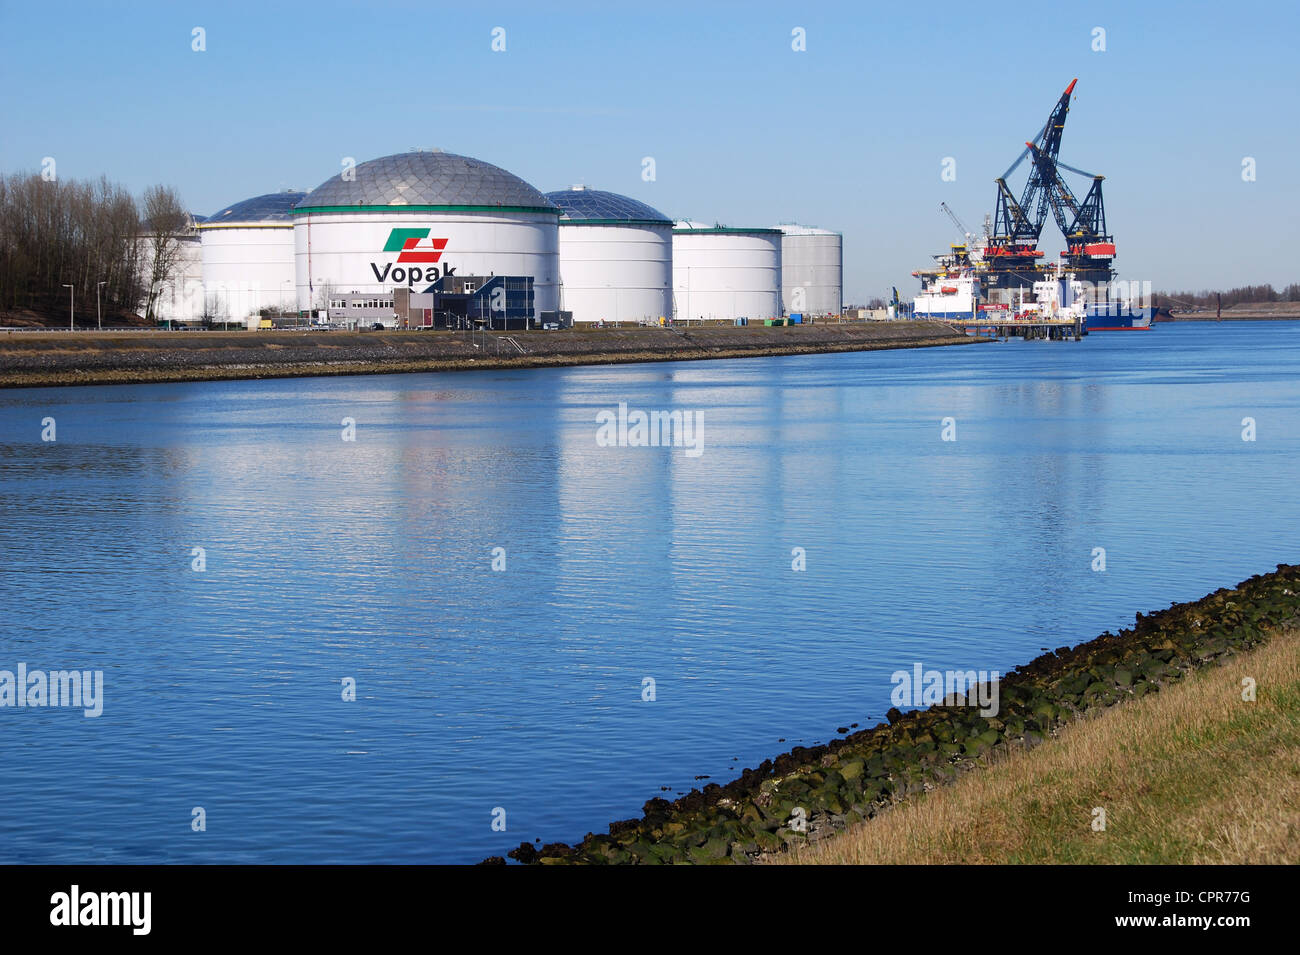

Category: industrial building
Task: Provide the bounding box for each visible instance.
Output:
[776,224,842,317]
[323,277,546,331]
[671,222,782,323]
[292,150,560,326]
[197,191,303,326]
[545,186,673,325]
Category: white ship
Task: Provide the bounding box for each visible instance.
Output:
[911,242,983,320]
[913,248,1087,327]
[913,270,982,320]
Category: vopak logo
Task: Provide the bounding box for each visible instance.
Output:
[371,228,455,286]
[387,228,447,263]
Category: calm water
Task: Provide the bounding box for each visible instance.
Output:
[1,321,1297,863]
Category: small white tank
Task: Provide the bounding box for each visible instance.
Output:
[776,224,842,316]
[546,187,673,324]
[198,192,303,322]
[671,222,782,322]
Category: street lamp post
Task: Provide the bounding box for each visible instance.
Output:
[686,266,691,327]
[62,284,74,331]
[96,281,106,331]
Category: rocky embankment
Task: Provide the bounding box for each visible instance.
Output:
[0,322,974,388]
[487,564,1300,865]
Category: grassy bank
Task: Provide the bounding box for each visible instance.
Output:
[492,564,1300,865]
[0,322,974,389]
[781,624,1300,864]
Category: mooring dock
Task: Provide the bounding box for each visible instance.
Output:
[941,317,1085,341]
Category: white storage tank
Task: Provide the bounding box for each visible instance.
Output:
[777,224,842,316]
[293,150,560,327]
[544,186,672,325]
[671,222,782,322]
[198,192,303,323]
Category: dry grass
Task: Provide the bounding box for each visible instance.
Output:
[781,627,1300,864]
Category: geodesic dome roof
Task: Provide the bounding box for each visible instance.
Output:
[296,151,556,212]
[545,186,671,225]
[202,192,304,225]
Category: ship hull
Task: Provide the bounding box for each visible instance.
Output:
[1085,303,1152,331]
[913,310,978,320]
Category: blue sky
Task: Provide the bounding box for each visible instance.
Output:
[2,0,1297,302]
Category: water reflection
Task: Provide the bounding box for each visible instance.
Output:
[0,322,1297,862]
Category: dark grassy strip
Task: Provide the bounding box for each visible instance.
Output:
[488,564,1300,865]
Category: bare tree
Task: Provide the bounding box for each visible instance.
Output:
[139,185,189,323]
[201,292,228,327]
[0,171,145,323]
[312,282,335,324]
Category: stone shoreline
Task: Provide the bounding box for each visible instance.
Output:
[487,564,1300,865]
[0,322,975,389]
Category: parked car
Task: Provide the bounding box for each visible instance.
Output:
[370,322,386,331]
[542,322,559,330]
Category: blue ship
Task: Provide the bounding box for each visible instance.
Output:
[1085,302,1152,331]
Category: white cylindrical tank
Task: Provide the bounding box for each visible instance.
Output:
[198,192,303,322]
[777,224,842,316]
[545,187,672,324]
[671,222,782,322]
[293,150,560,323]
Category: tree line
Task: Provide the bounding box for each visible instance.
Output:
[1155,283,1300,309]
[0,170,189,324]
